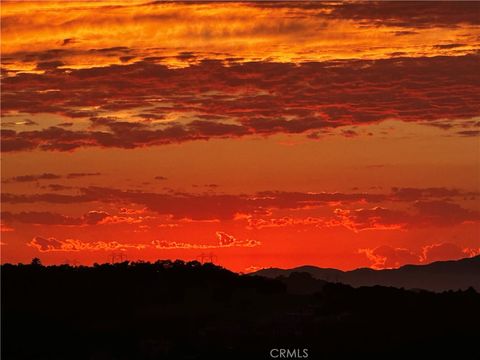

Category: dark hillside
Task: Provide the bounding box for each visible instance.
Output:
[2,260,479,359]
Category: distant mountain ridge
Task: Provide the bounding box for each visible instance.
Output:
[252,256,480,292]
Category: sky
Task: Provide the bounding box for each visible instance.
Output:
[1,1,479,272]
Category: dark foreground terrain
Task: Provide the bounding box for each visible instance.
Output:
[2,260,480,359]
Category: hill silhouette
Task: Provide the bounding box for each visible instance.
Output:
[2,259,480,359]
[253,256,480,292]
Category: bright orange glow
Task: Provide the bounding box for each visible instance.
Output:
[1,1,479,272]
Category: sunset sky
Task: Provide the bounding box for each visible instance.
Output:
[1,1,479,272]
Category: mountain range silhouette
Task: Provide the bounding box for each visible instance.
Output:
[253,255,480,292]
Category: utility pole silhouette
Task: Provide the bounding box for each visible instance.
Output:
[196,252,217,264]
[110,252,128,263]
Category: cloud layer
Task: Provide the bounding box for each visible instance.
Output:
[2,55,479,152]
[2,187,478,227]
[28,231,259,252]
[360,242,480,269]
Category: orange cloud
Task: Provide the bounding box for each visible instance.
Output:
[26,232,260,253]
[152,232,260,250]
[358,245,419,269]
[360,242,480,269]
[2,1,478,77]
[28,236,146,252]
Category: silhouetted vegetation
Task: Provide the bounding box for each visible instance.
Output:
[2,260,479,359]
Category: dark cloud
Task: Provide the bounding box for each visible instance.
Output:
[61,38,76,46]
[89,46,132,55]
[252,1,480,28]
[82,211,110,225]
[391,187,466,201]
[3,186,478,227]
[2,55,479,151]
[187,120,249,137]
[391,31,419,37]
[414,200,480,227]
[66,172,101,179]
[1,210,109,226]
[255,191,386,207]
[3,173,61,183]
[29,236,65,252]
[119,55,136,63]
[176,52,196,60]
[42,184,74,191]
[3,172,100,183]
[433,43,467,49]
[3,186,476,223]
[57,122,73,127]
[334,200,480,231]
[1,211,82,225]
[19,49,68,62]
[1,192,96,204]
[421,242,476,263]
[334,207,409,231]
[457,130,480,137]
[1,187,388,220]
[327,1,480,28]
[36,60,64,71]
[341,129,358,138]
